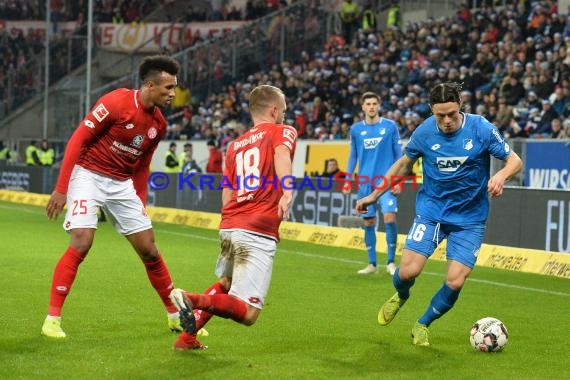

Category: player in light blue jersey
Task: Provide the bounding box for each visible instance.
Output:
[344,92,402,275]
[356,83,522,346]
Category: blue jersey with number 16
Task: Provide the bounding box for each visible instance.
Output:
[405,113,511,224]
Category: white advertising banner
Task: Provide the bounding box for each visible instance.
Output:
[95,21,247,53]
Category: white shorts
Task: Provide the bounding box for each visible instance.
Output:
[215,229,277,309]
[63,165,152,235]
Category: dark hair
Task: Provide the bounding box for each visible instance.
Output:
[139,55,179,82]
[360,91,381,104]
[169,142,176,148]
[428,82,463,106]
[207,140,217,147]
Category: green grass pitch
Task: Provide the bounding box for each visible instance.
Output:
[0,201,569,379]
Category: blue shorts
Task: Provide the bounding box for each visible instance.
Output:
[357,184,398,219]
[403,215,485,268]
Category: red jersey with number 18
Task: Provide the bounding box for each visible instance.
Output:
[220,122,297,240]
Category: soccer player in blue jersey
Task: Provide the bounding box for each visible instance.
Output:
[356,83,522,346]
[343,92,402,275]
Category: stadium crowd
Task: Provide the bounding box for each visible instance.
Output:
[2,1,570,147]
[165,0,570,149]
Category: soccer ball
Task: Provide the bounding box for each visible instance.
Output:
[469,317,508,352]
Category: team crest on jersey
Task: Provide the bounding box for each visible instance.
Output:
[132,134,144,147]
[463,139,473,151]
[92,103,109,122]
[147,127,157,139]
[364,137,382,149]
[380,128,386,135]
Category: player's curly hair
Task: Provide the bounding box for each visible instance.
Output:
[428,82,463,106]
[139,55,179,82]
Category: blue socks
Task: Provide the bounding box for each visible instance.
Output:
[364,225,377,266]
[385,222,397,264]
[418,283,461,327]
[393,267,415,300]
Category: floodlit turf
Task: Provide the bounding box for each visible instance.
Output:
[1,200,569,380]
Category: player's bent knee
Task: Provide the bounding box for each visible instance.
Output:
[363,218,376,227]
[70,229,95,254]
[241,307,261,326]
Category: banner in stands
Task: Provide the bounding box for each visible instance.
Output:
[95,21,246,53]
[0,20,79,39]
[525,141,570,190]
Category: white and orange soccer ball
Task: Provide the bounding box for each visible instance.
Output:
[469,317,509,352]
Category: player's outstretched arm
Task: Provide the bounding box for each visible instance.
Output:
[274,145,293,220]
[355,155,415,213]
[487,151,523,198]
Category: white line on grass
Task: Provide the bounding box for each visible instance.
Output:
[156,229,570,298]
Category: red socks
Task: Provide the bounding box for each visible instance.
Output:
[188,289,247,323]
[48,246,85,316]
[194,282,227,330]
[143,255,177,313]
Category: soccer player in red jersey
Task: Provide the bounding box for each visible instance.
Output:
[41,55,183,338]
[169,85,297,350]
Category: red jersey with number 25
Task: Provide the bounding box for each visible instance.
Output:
[55,89,166,203]
[220,122,297,240]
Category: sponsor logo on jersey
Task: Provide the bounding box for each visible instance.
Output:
[132,134,144,147]
[111,140,142,156]
[463,139,473,150]
[282,127,297,143]
[125,123,135,129]
[147,127,157,139]
[233,131,267,150]
[504,144,510,153]
[437,156,468,172]
[431,144,441,151]
[84,120,95,129]
[92,103,109,122]
[363,137,382,149]
[360,130,367,136]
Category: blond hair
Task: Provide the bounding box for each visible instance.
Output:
[249,85,285,116]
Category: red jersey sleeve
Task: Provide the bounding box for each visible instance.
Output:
[273,124,297,157]
[54,93,118,193]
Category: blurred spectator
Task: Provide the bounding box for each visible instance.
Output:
[39,139,55,166]
[339,0,360,44]
[205,140,222,173]
[25,140,41,166]
[164,142,179,173]
[321,158,342,177]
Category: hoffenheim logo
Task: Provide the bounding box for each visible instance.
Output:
[380,128,386,135]
[132,134,144,147]
[463,139,473,151]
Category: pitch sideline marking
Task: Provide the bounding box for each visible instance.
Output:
[156,229,570,298]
